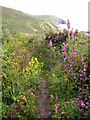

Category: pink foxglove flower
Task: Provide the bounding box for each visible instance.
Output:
[71,28,74,39]
[50,94,53,99]
[66,42,68,46]
[55,104,58,114]
[67,19,70,30]
[71,51,73,57]
[49,40,52,47]
[62,44,66,51]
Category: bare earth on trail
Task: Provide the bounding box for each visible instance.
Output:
[36,76,52,119]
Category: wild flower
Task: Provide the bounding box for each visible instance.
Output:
[71,51,73,57]
[23,96,25,99]
[81,100,85,108]
[64,51,67,58]
[31,92,33,96]
[50,94,53,99]
[55,104,58,114]
[62,44,66,51]
[66,42,68,46]
[49,40,52,47]
[25,48,26,51]
[56,96,58,100]
[65,101,68,104]
[71,28,74,39]
[76,97,79,101]
[81,110,85,116]
[79,88,82,91]
[80,74,82,77]
[65,78,68,81]
[61,111,65,115]
[67,19,70,30]
[86,102,89,106]
[27,54,29,59]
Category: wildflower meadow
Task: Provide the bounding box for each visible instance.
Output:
[1,22,90,119]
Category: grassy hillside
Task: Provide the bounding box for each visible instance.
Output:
[2,6,59,35]
[37,15,62,26]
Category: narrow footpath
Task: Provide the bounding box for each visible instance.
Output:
[36,76,52,119]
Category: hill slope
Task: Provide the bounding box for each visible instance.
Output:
[2,6,60,34]
[37,15,62,26]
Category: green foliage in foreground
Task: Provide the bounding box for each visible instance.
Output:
[2,31,43,119]
[1,29,90,119]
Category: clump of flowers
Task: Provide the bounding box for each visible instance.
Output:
[22,56,43,87]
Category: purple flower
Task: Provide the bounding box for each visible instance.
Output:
[49,40,52,47]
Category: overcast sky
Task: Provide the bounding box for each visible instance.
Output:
[0,0,89,31]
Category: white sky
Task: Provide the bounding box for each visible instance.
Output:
[0,0,89,31]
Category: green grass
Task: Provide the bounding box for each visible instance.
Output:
[2,6,59,35]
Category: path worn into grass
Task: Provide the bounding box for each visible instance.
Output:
[36,76,52,119]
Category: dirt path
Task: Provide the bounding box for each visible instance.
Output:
[36,76,52,119]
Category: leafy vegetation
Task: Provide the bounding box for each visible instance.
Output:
[1,27,89,119]
[1,6,90,120]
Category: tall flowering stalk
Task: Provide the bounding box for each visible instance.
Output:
[67,19,70,51]
[67,19,70,30]
[71,28,74,39]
